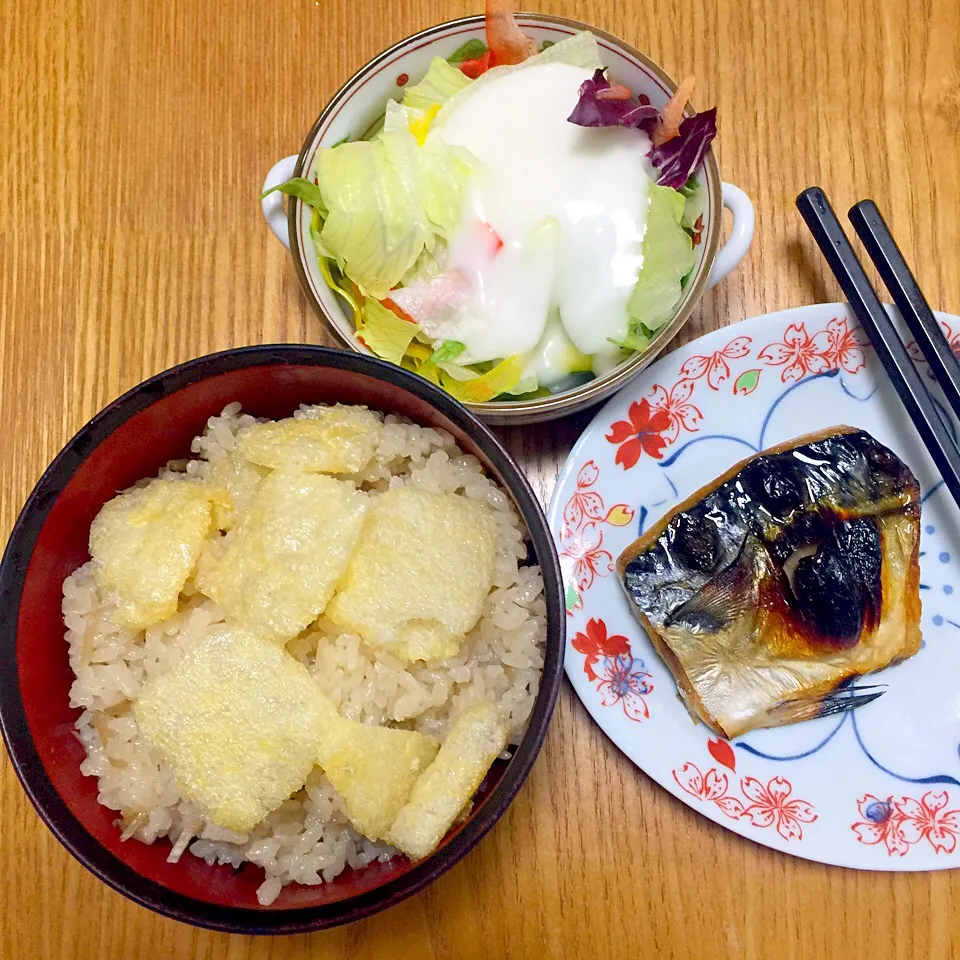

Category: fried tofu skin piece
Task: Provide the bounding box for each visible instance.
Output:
[198,471,368,642]
[387,701,507,860]
[204,451,268,530]
[317,720,439,840]
[238,405,382,475]
[90,478,219,630]
[326,488,496,662]
[134,626,337,833]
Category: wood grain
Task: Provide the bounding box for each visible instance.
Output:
[2,0,960,957]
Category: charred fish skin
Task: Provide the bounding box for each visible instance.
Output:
[619,428,917,635]
[616,427,922,739]
[790,516,883,646]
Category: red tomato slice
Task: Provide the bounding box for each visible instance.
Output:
[479,222,504,254]
[459,51,491,79]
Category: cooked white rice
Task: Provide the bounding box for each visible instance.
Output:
[63,402,546,905]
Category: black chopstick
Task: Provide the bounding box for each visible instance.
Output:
[849,199,960,422]
[796,186,960,510]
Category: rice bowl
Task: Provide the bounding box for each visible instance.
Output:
[0,345,564,933]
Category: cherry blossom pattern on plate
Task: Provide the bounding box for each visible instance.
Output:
[678,335,752,391]
[672,762,818,841]
[558,460,635,612]
[561,460,606,531]
[852,791,960,856]
[558,522,612,595]
[647,379,703,443]
[820,315,870,372]
[571,618,654,721]
[758,316,869,383]
[605,399,671,469]
[739,776,818,841]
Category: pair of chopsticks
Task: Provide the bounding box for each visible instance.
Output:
[797,188,960,509]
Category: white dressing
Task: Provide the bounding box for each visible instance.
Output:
[423,62,654,364]
[522,311,592,388]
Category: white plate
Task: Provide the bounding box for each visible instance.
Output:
[549,303,960,869]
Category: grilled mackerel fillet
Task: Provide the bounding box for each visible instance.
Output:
[616,427,922,738]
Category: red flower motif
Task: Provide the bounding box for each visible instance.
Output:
[559,522,613,592]
[906,340,926,367]
[595,653,654,721]
[707,737,737,772]
[821,316,870,373]
[674,762,730,801]
[758,322,832,383]
[562,460,606,531]
[678,335,752,391]
[895,791,960,854]
[740,776,818,841]
[647,380,703,443]
[672,762,745,818]
[851,795,910,856]
[571,617,630,682]
[605,399,671,469]
[941,320,960,356]
[673,765,817,837]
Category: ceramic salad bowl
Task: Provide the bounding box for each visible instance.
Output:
[261,13,755,425]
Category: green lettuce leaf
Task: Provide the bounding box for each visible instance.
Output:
[415,141,476,237]
[312,124,474,299]
[441,355,525,402]
[509,385,552,400]
[260,177,326,216]
[424,340,465,367]
[356,299,420,365]
[505,373,540,396]
[402,57,473,112]
[403,356,442,385]
[607,328,649,353]
[681,178,706,232]
[447,39,488,64]
[627,184,695,333]
[436,359,478,381]
[401,242,447,288]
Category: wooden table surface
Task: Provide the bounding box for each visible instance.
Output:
[3,0,960,957]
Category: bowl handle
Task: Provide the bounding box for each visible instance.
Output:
[707,183,755,289]
[260,155,299,249]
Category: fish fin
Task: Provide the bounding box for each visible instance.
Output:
[765,684,886,726]
[664,536,767,633]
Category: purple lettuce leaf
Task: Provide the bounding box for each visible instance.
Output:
[648,108,718,189]
[567,69,660,128]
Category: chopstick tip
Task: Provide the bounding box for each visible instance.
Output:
[796,186,829,215]
[849,198,882,228]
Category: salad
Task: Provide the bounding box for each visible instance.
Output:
[267,2,717,403]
